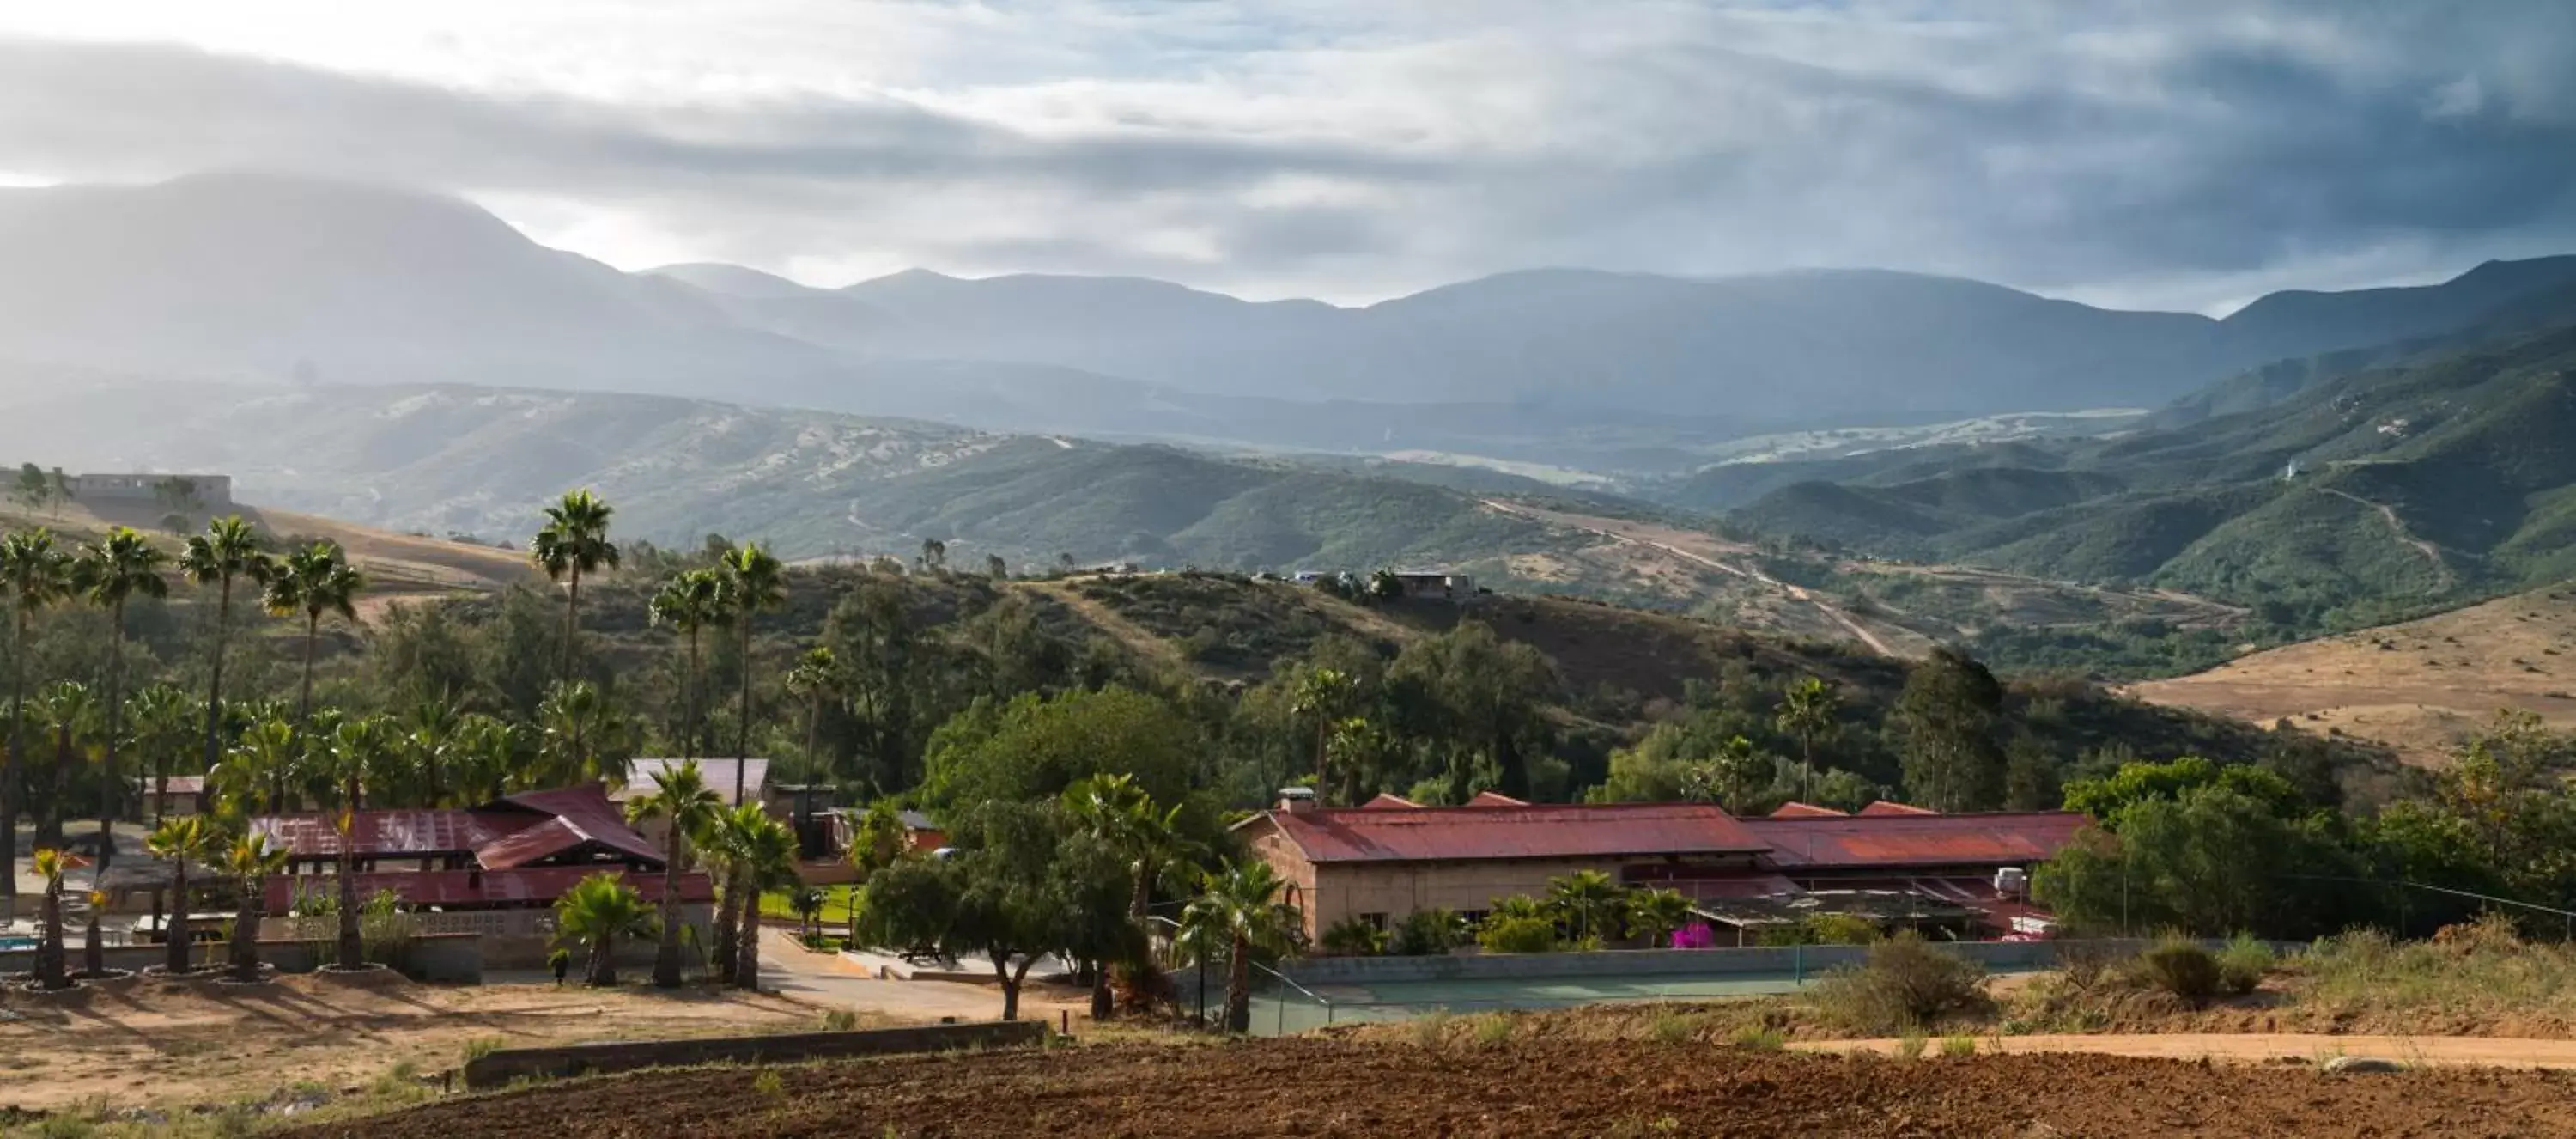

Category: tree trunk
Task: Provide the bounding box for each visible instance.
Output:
[40,720,68,848]
[1224,934,1252,1032]
[736,619,755,802]
[733,915,761,991]
[34,883,65,989]
[201,575,233,784]
[230,877,263,981]
[337,773,362,969]
[82,905,104,977]
[1314,718,1328,807]
[683,628,700,762]
[710,865,742,980]
[562,568,582,685]
[653,827,684,988]
[298,613,319,722]
[587,936,615,987]
[165,862,192,973]
[993,954,1022,1021]
[98,600,125,873]
[1089,958,1113,1020]
[804,692,822,783]
[2,608,26,925]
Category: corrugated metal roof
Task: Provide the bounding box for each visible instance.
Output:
[264,868,714,913]
[1856,801,1940,817]
[1466,791,1528,807]
[249,809,514,859]
[1262,803,1771,864]
[1358,794,1420,810]
[484,785,664,868]
[1767,801,1849,819]
[1746,812,2087,870]
[618,758,769,806]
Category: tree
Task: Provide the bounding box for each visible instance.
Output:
[722,543,787,800]
[730,812,798,990]
[451,714,526,803]
[1891,647,2004,813]
[704,801,768,982]
[222,834,289,982]
[72,526,171,870]
[1774,676,1839,802]
[985,554,1007,581]
[1546,869,1626,943]
[918,538,946,573]
[1177,859,1301,1032]
[1386,622,1557,801]
[649,568,733,762]
[1,527,70,923]
[854,801,1126,1020]
[530,489,620,684]
[31,847,69,990]
[848,799,909,880]
[624,758,723,988]
[537,680,633,789]
[33,682,98,847]
[2034,786,2360,939]
[127,685,196,829]
[1686,734,1775,815]
[1063,772,1200,1019]
[10,464,48,514]
[918,686,1200,814]
[180,515,273,776]
[219,716,304,814]
[145,814,221,973]
[553,873,657,987]
[320,716,394,969]
[784,647,846,779]
[1625,887,1694,946]
[1288,667,1354,807]
[264,540,365,721]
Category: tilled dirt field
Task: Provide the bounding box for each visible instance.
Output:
[283,1036,2576,1138]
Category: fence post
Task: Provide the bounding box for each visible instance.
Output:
[1794,942,1802,985]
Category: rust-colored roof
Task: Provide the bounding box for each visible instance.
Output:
[618,758,770,806]
[1358,793,1420,810]
[264,868,714,914]
[1261,802,1771,864]
[1466,791,1529,807]
[1767,801,1849,819]
[479,785,664,868]
[1857,801,1940,817]
[1746,812,2087,870]
[250,809,513,860]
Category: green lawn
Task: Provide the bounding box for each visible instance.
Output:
[759,886,860,927]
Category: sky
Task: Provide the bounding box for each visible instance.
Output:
[0,0,2572,311]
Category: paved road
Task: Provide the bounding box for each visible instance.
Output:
[755,928,1086,1025]
[1801,1033,2576,1069]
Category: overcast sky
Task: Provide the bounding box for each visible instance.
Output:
[2,1,2572,311]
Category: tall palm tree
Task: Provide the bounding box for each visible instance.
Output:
[127,684,197,829]
[263,541,366,722]
[648,568,733,763]
[623,758,723,988]
[531,490,620,685]
[179,516,273,776]
[783,647,844,781]
[537,680,629,789]
[1289,667,1354,807]
[322,715,392,969]
[222,833,289,982]
[1,527,70,923]
[221,716,304,814]
[72,526,171,871]
[452,714,524,802]
[1178,859,1300,1033]
[720,545,787,789]
[1064,773,1202,1019]
[146,814,221,973]
[33,682,97,848]
[554,872,657,988]
[732,813,797,990]
[1775,675,1840,803]
[704,802,765,981]
[400,699,460,807]
[31,847,69,990]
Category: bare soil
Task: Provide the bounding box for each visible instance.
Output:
[281,1035,2576,1138]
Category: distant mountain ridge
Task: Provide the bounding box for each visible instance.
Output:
[3,172,2573,455]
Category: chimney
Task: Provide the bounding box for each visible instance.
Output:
[1277,787,1318,814]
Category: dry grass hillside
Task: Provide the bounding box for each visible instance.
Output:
[2130,582,2576,764]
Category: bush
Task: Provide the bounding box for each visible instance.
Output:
[1940,1035,1978,1057]
[1729,1024,1785,1051]
[822,1008,860,1032]
[1893,1032,1928,1061]
[1753,912,1882,947]
[2135,938,2223,1005]
[1392,909,1467,956]
[1477,915,1561,954]
[1319,917,1390,957]
[2216,933,2274,996]
[1810,930,1990,1034]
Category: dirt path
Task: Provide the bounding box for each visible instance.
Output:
[1017,580,1190,671]
[1804,1032,2576,1068]
[756,929,1084,1026]
[2318,486,2453,588]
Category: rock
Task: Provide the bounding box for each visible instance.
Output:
[2321,1056,2406,1074]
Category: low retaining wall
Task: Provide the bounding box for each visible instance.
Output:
[1,932,482,984]
[1279,938,2268,987]
[460,1020,1050,1089]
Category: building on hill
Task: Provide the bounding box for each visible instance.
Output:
[1389,569,1478,600]
[70,472,233,507]
[1237,794,2085,942]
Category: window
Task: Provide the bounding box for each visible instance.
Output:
[1359,912,1389,931]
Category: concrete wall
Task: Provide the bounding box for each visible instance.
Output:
[461,1020,1050,1089]
[1279,938,2275,986]
[0,932,482,983]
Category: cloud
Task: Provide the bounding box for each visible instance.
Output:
[0,1,2572,309]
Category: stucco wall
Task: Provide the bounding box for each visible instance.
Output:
[1306,856,1631,937]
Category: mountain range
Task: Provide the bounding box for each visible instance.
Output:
[8,171,2576,472]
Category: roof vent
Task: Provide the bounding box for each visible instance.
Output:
[1277,787,1319,814]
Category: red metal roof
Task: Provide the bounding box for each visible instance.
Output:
[1767,801,1849,819]
[250,808,515,860]
[1745,812,2087,871]
[479,785,664,868]
[619,758,769,806]
[264,868,714,913]
[1857,801,1940,817]
[1261,802,1771,864]
[1359,793,1420,810]
[1466,791,1528,807]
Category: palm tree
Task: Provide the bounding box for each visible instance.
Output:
[1289,667,1354,807]
[1546,869,1625,944]
[537,680,629,789]
[703,801,765,981]
[623,758,723,988]
[1775,676,1840,802]
[81,888,106,977]
[1625,887,1695,947]
[400,699,459,807]
[146,814,221,973]
[221,716,304,814]
[732,813,797,990]
[127,685,197,829]
[531,490,620,685]
[263,541,366,722]
[553,872,657,987]
[222,834,289,982]
[648,568,733,762]
[1065,773,1200,1019]
[180,516,273,776]
[1178,859,1300,1033]
[33,681,98,848]
[783,647,844,780]
[72,526,171,871]
[31,847,69,990]
[1,527,70,923]
[322,716,392,969]
[722,543,786,801]
[452,714,524,802]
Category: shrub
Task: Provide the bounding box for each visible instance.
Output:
[1810,930,1990,1035]
[2135,938,2223,1005]
[1477,915,1561,954]
[1940,1035,1977,1057]
[751,1069,786,1099]
[1319,917,1390,957]
[1729,1025,1785,1051]
[1408,1011,1455,1048]
[1647,1011,1699,1044]
[822,1008,860,1032]
[2216,933,2274,996]
[461,1037,505,1063]
[1804,914,1882,946]
[1893,1032,1928,1061]
[1392,909,1468,956]
[1471,1014,1516,1049]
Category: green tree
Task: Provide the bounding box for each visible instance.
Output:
[1774,676,1839,802]
[179,515,273,775]
[721,542,787,798]
[730,811,798,990]
[855,801,1126,1020]
[218,716,303,814]
[1546,869,1626,943]
[919,686,1199,813]
[2035,786,2359,938]
[1624,886,1694,946]
[263,540,365,721]
[33,681,98,847]
[10,464,47,514]
[784,646,846,780]
[127,684,197,828]
[31,848,69,990]
[704,801,768,982]
[530,489,620,685]
[1891,647,2004,813]
[72,525,170,870]
[1387,622,1557,801]
[553,873,657,987]
[1063,772,1200,1019]
[537,680,632,789]
[319,715,396,968]
[649,568,734,761]
[222,834,289,982]
[624,758,724,988]
[1686,734,1774,814]
[2061,756,2302,824]
[0,527,70,923]
[1177,858,1301,1032]
[451,714,526,803]
[1288,666,1355,805]
[145,814,222,973]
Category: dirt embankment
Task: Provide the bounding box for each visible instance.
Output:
[283,1036,2576,1138]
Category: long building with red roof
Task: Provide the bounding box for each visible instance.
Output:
[1239,791,2087,941]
